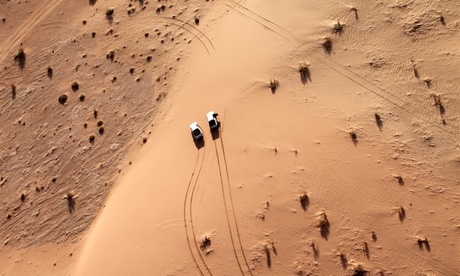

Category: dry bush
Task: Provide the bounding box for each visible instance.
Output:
[63,192,77,213]
[58,94,68,105]
[47,67,53,78]
[318,213,330,239]
[106,8,114,23]
[106,50,115,62]
[264,244,271,268]
[298,62,311,84]
[351,7,359,20]
[353,264,367,276]
[299,193,309,211]
[374,113,382,130]
[11,84,16,100]
[322,37,333,55]
[71,81,79,92]
[14,48,26,69]
[269,78,280,93]
[200,235,211,251]
[338,252,347,269]
[349,131,358,145]
[332,21,344,35]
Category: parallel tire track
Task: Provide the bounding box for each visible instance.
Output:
[0,0,63,66]
[219,131,254,276]
[211,111,253,275]
[213,138,246,275]
[184,147,213,276]
[160,17,216,57]
[226,1,458,142]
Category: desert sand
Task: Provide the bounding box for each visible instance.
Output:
[1,0,460,275]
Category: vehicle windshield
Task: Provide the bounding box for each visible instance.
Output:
[209,120,216,126]
[193,129,201,136]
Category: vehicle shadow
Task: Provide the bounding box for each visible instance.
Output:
[193,137,205,149]
[211,122,221,140]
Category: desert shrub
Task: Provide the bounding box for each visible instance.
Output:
[58,94,68,105]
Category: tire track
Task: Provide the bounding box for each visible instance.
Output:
[219,130,254,276]
[211,111,253,275]
[160,17,216,57]
[0,0,63,66]
[183,147,213,276]
[213,138,245,275]
[225,0,458,141]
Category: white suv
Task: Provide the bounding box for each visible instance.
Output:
[207,111,219,130]
[189,122,203,140]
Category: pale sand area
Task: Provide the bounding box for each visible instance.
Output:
[74,0,460,276]
[2,0,460,275]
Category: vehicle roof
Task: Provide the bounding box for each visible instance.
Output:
[189,122,199,129]
[207,111,215,120]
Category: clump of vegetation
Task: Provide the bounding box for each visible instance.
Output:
[20,192,27,202]
[106,50,115,62]
[89,0,97,6]
[97,121,103,127]
[58,94,68,105]
[431,94,445,116]
[332,20,344,35]
[398,206,406,222]
[63,191,77,213]
[98,127,105,135]
[338,251,347,269]
[318,212,330,239]
[394,175,404,186]
[353,264,367,276]
[349,131,358,145]
[195,17,200,25]
[298,62,311,84]
[363,242,370,258]
[374,113,383,130]
[71,81,79,92]
[269,78,280,93]
[311,241,319,259]
[200,235,211,251]
[79,95,86,102]
[299,192,309,211]
[14,48,26,69]
[417,237,430,252]
[440,15,446,26]
[322,37,333,55]
[47,66,53,78]
[89,135,96,144]
[106,8,114,23]
[11,84,16,100]
[264,244,271,268]
[350,7,359,20]
[371,231,377,242]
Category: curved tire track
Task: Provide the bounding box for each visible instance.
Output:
[183,147,213,276]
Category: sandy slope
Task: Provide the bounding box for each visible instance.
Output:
[74,0,460,275]
[2,0,460,275]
